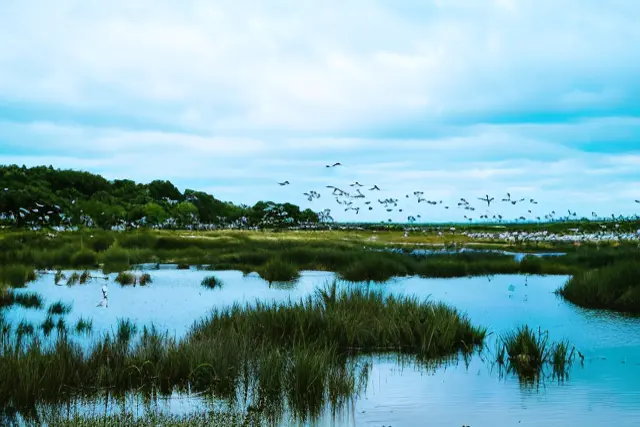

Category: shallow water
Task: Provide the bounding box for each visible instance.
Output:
[3,270,640,426]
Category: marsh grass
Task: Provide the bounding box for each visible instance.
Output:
[115,318,137,344]
[115,272,136,286]
[496,325,575,383]
[138,273,152,286]
[258,257,300,283]
[558,260,640,313]
[71,249,98,268]
[16,321,35,337]
[201,275,224,289]
[2,229,620,281]
[0,265,37,288]
[41,316,55,336]
[66,272,81,286]
[75,317,93,335]
[54,270,66,285]
[0,291,43,309]
[101,245,130,274]
[56,318,67,334]
[0,280,484,419]
[48,300,72,316]
[79,270,91,284]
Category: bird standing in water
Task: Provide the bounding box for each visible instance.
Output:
[97,284,108,308]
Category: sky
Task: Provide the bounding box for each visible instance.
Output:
[1,0,640,223]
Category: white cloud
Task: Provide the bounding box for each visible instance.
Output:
[1,1,640,221]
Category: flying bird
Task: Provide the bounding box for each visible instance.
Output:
[478,195,495,206]
[278,181,290,186]
[326,162,342,167]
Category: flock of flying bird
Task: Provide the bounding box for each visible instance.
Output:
[2,167,640,230]
[277,163,640,225]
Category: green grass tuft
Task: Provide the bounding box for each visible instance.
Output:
[47,300,72,315]
[201,275,224,289]
[497,325,575,383]
[258,257,300,283]
[115,272,136,286]
[138,273,152,286]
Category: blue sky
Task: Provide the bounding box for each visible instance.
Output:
[1,0,640,223]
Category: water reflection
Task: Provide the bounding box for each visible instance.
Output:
[3,270,640,426]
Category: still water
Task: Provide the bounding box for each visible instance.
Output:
[4,268,640,426]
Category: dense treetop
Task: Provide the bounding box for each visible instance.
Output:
[0,164,319,229]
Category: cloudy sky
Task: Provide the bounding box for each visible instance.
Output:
[1,0,640,223]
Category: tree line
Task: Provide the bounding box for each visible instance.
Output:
[0,164,319,229]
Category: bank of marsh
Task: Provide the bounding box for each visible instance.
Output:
[558,260,640,314]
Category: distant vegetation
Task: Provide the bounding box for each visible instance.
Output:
[0,164,319,230]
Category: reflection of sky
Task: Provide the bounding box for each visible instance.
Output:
[4,270,640,426]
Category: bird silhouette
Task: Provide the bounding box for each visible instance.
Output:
[278,181,290,186]
[478,195,495,207]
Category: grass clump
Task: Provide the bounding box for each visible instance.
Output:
[557,260,640,313]
[16,321,35,337]
[115,272,136,286]
[41,316,55,336]
[54,270,66,285]
[138,273,152,286]
[338,253,408,283]
[0,291,43,309]
[47,300,72,315]
[79,270,91,284]
[496,325,575,383]
[66,272,80,286]
[75,317,93,334]
[0,265,37,288]
[0,281,484,420]
[201,275,224,289]
[258,257,300,283]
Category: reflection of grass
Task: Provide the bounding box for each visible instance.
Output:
[495,325,575,384]
[0,280,484,422]
[41,411,256,427]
